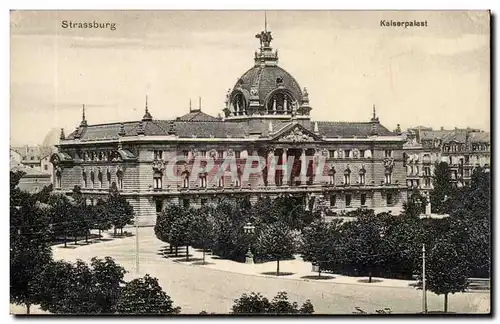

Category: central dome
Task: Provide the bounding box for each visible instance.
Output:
[223,29,311,120]
[233,65,303,106]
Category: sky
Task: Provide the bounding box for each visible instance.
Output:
[10,10,490,146]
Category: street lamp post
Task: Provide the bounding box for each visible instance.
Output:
[422,243,427,314]
[243,222,255,264]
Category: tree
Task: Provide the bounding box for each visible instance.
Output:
[430,162,453,213]
[116,274,181,314]
[255,221,297,275]
[70,186,91,244]
[168,207,196,260]
[47,193,73,247]
[339,211,385,282]
[34,257,127,314]
[418,240,470,313]
[90,257,127,313]
[231,291,314,314]
[381,216,424,279]
[107,185,134,236]
[10,176,53,314]
[191,206,217,264]
[301,219,341,277]
[10,235,52,314]
[155,204,182,255]
[92,199,113,238]
[403,188,428,218]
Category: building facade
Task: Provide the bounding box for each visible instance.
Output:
[52,28,408,226]
[402,126,490,212]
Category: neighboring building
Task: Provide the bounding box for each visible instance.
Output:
[51,27,408,226]
[403,126,490,192]
[10,162,52,194]
[10,144,57,182]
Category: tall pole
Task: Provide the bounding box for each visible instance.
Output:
[135,214,139,274]
[422,244,427,314]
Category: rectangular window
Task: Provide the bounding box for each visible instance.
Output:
[44,165,48,171]
[425,178,431,187]
[360,150,365,158]
[153,177,162,189]
[345,194,352,207]
[345,150,351,158]
[330,195,336,207]
[235,151,241,159]
[118,177,123,189]
[182,150,189,158]
[155,200,163,213]
[217,150,224,159]
[154,150,163,160]
[329,150,335,158]
[200,176,207,188]
[201,198,207,206]
[387,193,393,206]
[182,199,190,208]
[201,150,207,157]
[361,193,366,206]
[218,175,224,187]
[384,150,392,158]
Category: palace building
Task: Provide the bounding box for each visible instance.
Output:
[51,27,407,225]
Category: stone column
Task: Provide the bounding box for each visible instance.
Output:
[267,149,276,186]
[282,148,288,186]
[300,148,307,184]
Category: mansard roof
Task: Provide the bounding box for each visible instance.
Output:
[176,110,220,121]
[65,119,396,142]
[316,121,393,137]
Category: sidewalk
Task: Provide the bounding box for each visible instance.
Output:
[162,245,416,289]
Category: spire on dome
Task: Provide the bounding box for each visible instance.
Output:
[254,13,278,66]
[142,95,153,121]
[60,128,66,140]
[80,104,88,127]
[370,104,379,123]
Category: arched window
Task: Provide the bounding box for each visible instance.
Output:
[218,175,225,187]
[90,170,95,188]
[344,167,351,185]
[181,170,190,188]
[199,172,207,188]
[267,91,295,115]
[235,167,242,187]
[153,171,163,189]
[98,170,103,188]
[384,169,392,184]
[359,167,366,185]
[82,171,87,188]
[106,169,111,187]
[232,93,246,116]
[328,166,336,185]
[55,170,62,188]
[116,170,123,189]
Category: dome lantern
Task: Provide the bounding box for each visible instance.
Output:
[224,20,311,121]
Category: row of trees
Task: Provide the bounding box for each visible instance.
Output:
[10,171,136,313]
[155,196,315,273]
[11,170,135,248]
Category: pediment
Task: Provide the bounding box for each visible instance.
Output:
[272,123,322,143]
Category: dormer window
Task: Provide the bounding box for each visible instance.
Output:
[232,93,246,116]
[267,91,295,115]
